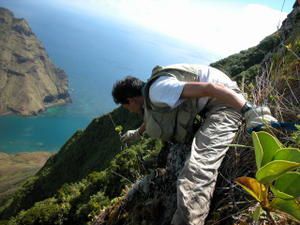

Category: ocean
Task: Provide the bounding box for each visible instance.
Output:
[0,0,218,153]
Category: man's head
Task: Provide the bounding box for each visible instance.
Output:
[112,76,145,114]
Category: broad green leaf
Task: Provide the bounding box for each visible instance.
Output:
[235,176,267,204]
[273,148,300,163]
[271,198,300,221]
[256,131,283,166]
[271,185,295,200]
[274,172,300,198]
[252,132,264,169]
[256,160,300,184]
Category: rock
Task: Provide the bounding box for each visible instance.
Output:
[0,7,71,116]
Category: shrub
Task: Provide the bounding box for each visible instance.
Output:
[236,131,300,223]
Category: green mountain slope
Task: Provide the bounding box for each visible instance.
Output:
[0,3,299,225]
[0,107,142,220]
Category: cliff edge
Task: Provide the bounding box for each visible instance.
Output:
[0,7,71,116]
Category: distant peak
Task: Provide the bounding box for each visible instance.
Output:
[0,7,14,17]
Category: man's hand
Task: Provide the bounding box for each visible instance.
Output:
[245,106,278,132]
[121,129,141,144]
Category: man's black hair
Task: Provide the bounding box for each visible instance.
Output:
[112,76,145,104]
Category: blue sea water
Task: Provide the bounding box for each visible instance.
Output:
[0,0,218,153]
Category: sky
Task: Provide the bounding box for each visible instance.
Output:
[52,0,296,57]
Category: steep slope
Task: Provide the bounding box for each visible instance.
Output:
[0,3,299,225]
[212,3,300,122]
[0,107,142,220]
[0,8,71,116]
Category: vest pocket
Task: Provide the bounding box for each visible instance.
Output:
[144,109,177,141]
[175,102,198,143]
[145,112,162,139]
[144,100,199,143]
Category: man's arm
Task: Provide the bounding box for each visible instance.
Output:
[181,82,246,111]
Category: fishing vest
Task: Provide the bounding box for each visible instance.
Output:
[143,64,204,143]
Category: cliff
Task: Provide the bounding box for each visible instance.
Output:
[0,3,299,225]
[0,7,71,116]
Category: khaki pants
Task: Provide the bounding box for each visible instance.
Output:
[171,102,242,225]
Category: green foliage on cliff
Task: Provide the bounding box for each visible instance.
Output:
[0,107,142,220]
[3,138,162,225]
[210,33,281,83]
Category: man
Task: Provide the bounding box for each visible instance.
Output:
[112,64,276,225]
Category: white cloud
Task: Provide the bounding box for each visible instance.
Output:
[58,0,288,57]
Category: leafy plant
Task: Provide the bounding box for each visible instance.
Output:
[115,125,123,135]
[291,125,300,147]
[235,131,300,223]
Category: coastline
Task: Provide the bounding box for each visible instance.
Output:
[0,100,71,117]
[0,111,12,116]
[44,99,71,110]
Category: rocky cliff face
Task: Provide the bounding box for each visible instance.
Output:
[0,7,71,116]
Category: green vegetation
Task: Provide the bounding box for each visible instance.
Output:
[114,125,123,135]
[0,107,142,220]
[236,131,300,223]
[2,138,162,225]
[210,33,281,83]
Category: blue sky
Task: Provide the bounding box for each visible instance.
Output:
[200,0,295,12]
[53,0,296,56]
[2,0,295,56]
[241,0,294,12]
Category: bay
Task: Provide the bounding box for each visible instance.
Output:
[0,0,218,153]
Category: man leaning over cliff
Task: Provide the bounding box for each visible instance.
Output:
[111,64,277,225]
